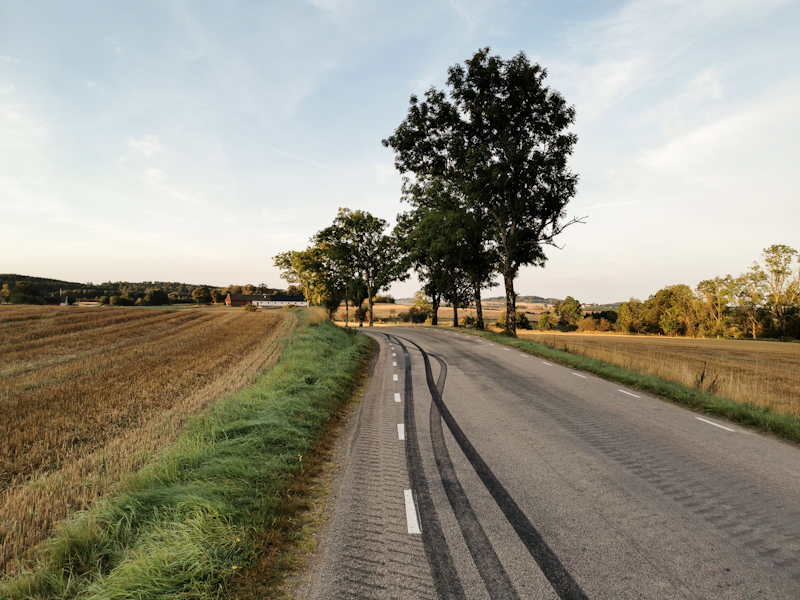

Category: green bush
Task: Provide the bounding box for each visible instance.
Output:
[538,313,553,331]
[398,306,429,323]
[496,311,531,330]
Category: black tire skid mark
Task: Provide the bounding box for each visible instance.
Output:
[397,334,589,600]
[428,352,522,600]
[383,333,466,600]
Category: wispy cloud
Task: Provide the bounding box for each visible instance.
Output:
[262,144,366,180]
[103,35,122,53]
[123,135,162,159]
[308,0,360,12]
[0,54,21,64]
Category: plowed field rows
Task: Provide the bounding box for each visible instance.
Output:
[0,305,294,573]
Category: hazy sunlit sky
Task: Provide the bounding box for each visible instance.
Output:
[2,0,798,303]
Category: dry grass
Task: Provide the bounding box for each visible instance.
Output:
[0,305,296,574]
[518,331,800,418]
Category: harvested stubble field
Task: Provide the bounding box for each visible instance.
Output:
[0,305,295,574]
[519,331,800,418]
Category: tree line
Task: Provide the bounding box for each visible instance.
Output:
[0,277,294,307]
[275,48,584,336]
[612,244,800,339]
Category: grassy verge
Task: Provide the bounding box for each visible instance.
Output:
[455,327,800,445]
[1,314,371,599]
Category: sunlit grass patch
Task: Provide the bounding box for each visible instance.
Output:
[1,311,371,599]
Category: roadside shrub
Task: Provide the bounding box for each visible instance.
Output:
[538,313,553,331]
[397,306,429,324]
[463,315,476,326]
[496,311,532,330]
[244,304,258,312]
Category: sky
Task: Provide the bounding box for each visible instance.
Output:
[1,0,798,303]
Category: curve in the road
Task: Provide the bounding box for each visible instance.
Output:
[397,334,589,600]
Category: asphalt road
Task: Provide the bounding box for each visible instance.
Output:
[295,327,800,599]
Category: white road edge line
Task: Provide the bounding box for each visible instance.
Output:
[504,348,510,351]
[393,361,397,366]
[618,389,640,398]
[404,489,421,534]
[572,373,587,378]
[397,423,405,440]
[394,392,401,403]
[393,374,398,381]
[392,352,396,357]
[489,343,495,346]
[542,361,553,366]
[696,417,736,432]
[520,353,528,357]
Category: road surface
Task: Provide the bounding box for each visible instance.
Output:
[295,327,800,599]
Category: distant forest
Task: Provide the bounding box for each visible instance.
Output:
[0,275,297,306]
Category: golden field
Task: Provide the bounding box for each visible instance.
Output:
[0,305,295,574]
[519,331,800,418]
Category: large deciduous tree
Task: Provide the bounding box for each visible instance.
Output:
[758,244,799,337]
[399,177,498,329]
[274,249,323,304]
[696,276,735,336]
[329,208,408,327]
[384,47,583,336]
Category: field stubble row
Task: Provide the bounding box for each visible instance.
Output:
[0,305,296,574]
[519,331,800,418]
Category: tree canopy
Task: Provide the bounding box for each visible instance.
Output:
[384,47,582,336]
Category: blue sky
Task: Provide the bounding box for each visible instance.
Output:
[1,0,798,303]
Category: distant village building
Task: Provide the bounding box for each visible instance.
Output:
[225,293,307,308]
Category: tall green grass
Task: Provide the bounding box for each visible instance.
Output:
[461,328,800,444]
[2,316,370,599]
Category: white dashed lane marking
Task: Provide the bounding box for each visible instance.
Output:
[394,393,401,403]
[393,374,398,381]
[696,417,736,432]
[404,490,421,534]
[397,423,405,440]
[618,389,640,398]
[572,373,587,379]
[542,361,553,366]
[393,361,397,366]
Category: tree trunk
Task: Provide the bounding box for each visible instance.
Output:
[504,265,517,337]
[344,296,350,327]
[474,283,484,330]
[453,304,459,327]
[431,293,439,326]
[368,295,374,326]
